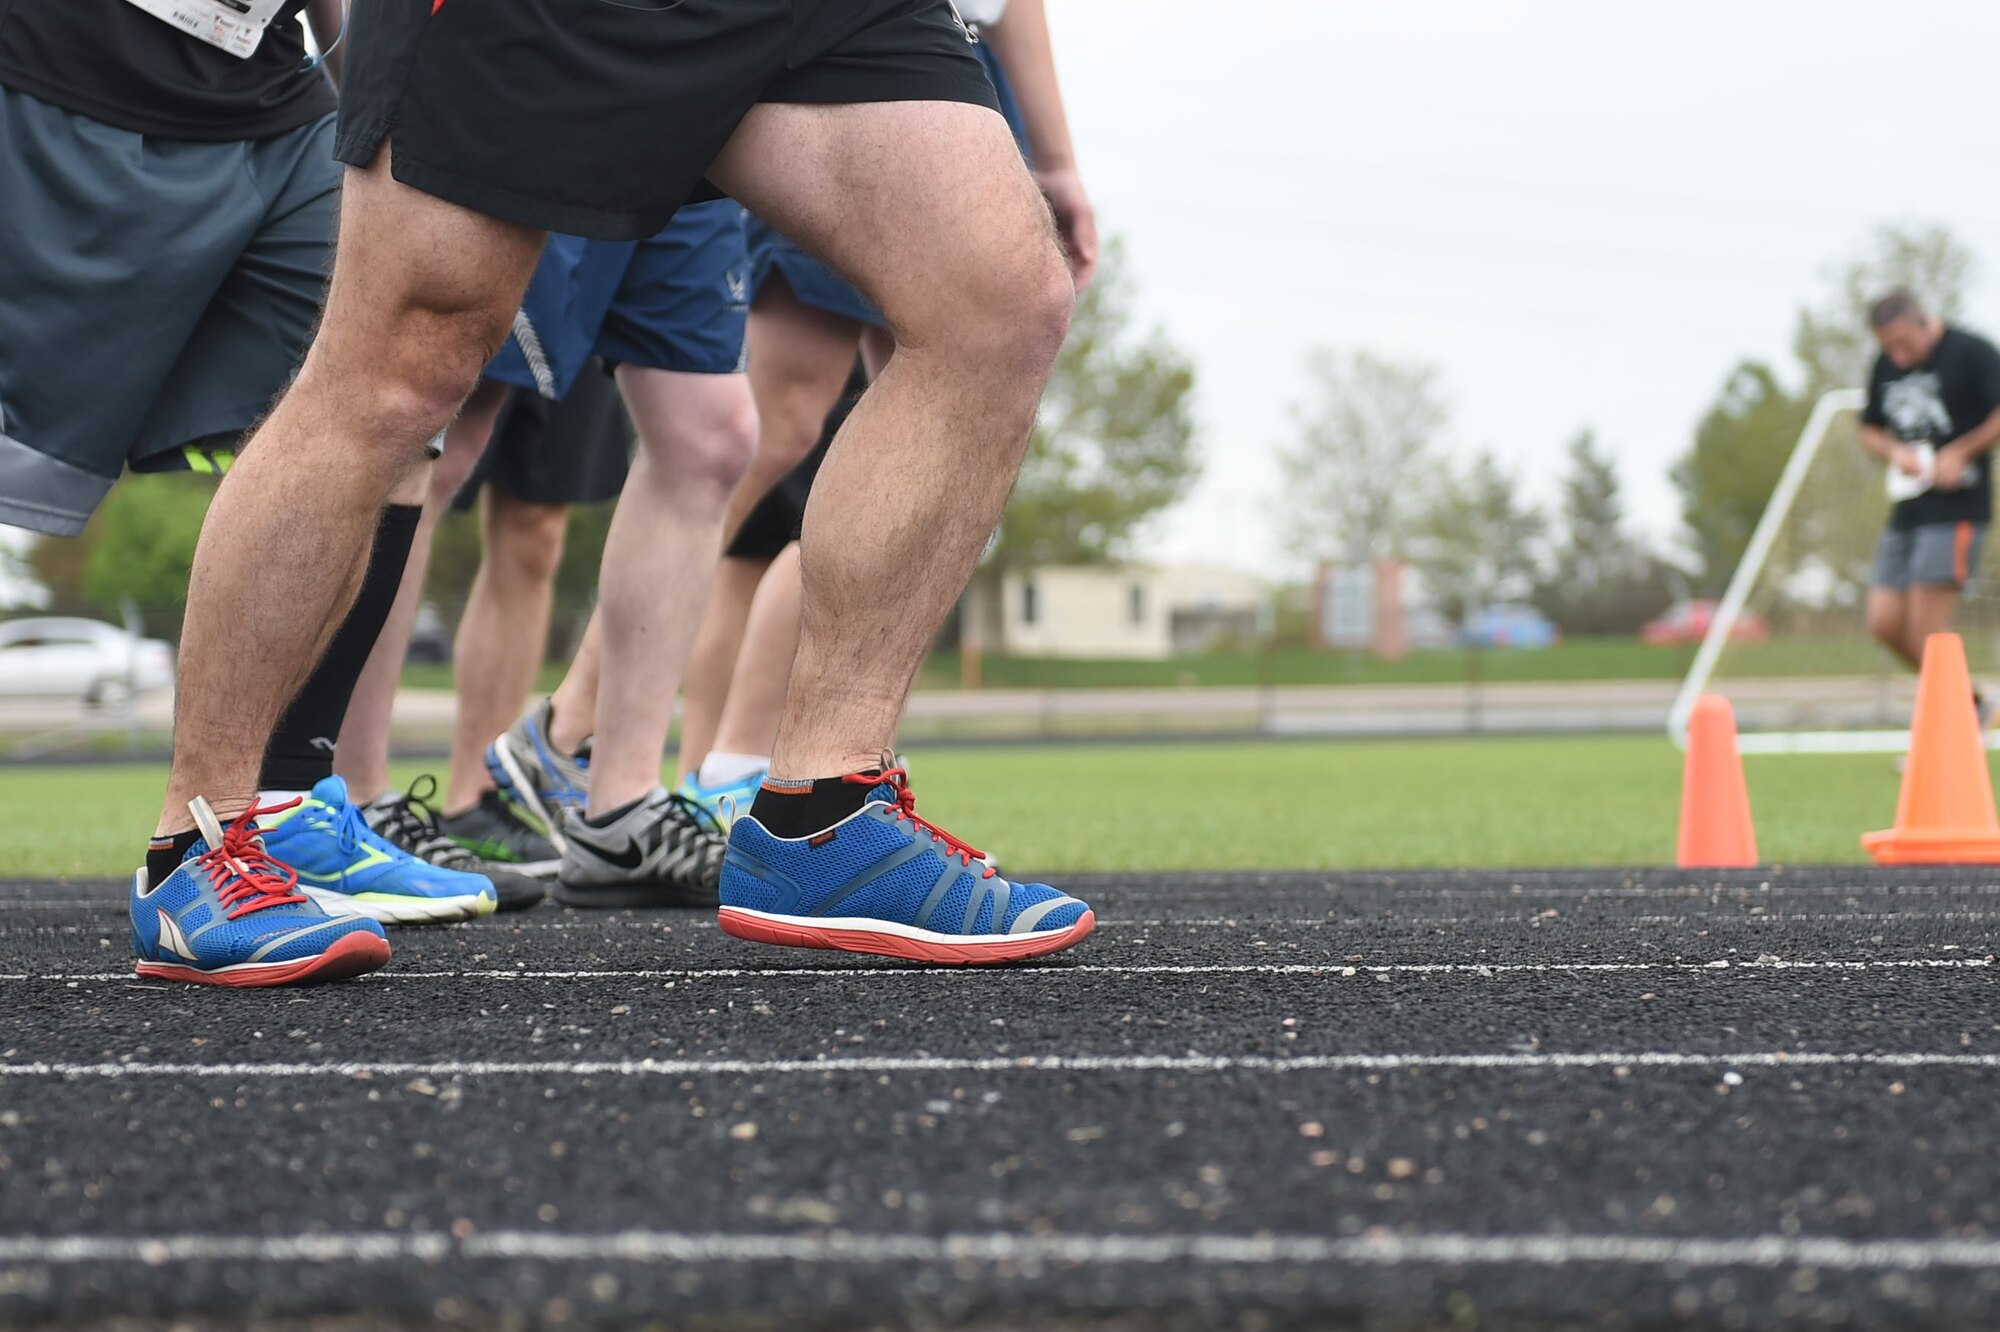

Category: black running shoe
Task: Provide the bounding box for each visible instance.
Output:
[439,789,561,878]
[363,778,547,913]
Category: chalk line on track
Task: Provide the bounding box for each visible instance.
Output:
[5,1051,1999,1079]
[5,1228,2000,1273]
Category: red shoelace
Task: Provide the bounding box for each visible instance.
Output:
[843,767,994,876]
[195,798,308,919]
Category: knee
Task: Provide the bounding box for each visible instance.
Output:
[316,308,512,468]
[488,496,569,585]
[1867,603,1903,645]
[901,234,1074,391]
[640,392,760,499]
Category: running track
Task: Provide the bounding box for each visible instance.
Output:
[4,868,1999,1328]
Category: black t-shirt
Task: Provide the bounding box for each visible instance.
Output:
[1866,325,2000,530]
[0,0,335,141]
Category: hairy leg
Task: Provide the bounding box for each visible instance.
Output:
[708,100,1072,778]
[709,541,804,762]
[443,485,572,812]
[335,378,509,801]
[676,286,859,781]
[547,610,601,758]
[673,554,772,782]
[159,148,543,831]
[585,365,759,814]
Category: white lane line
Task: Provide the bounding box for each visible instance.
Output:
[4,1228,2000,1272]
[5,1051,2000,1079]
[6,957,1991,983]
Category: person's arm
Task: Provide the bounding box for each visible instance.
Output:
[1861,424,1924,475]
[304,0,344,90]
[980,0,1099,289]
[1935,405,2000,489]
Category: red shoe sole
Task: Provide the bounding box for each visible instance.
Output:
[717,907,1095,965]
[133,931,392,987]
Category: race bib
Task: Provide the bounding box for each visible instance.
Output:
[118,0,291,59]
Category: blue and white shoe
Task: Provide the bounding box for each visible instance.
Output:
[718,767,1094,964]
[132,796,391,987]
[674,767,765,833]
[487,698,590,852]
[256,776,497,925]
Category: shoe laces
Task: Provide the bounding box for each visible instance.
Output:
[842,767,993,876]
[199,799,308,919]
[377,776,478,868]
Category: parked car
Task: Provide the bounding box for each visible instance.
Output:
[1641,599,1769,647]
[0,617,175,706]
[1404,606,1460,651]
[1459,603,1559,651]
[406,602,453,664]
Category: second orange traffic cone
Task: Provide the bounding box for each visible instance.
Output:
[1863,632,2000,865]
[1678,694,1758,868]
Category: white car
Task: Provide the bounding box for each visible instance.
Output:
[0,617,175,707]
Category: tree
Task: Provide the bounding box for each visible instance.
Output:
[1275,348,1448,565]
[24,472,219,630]
[1414,450,1545,621]
[1535,430,1674,633]
[1793,224,1977,393]
[988,240,1200,570]
[1671,362,1810,594]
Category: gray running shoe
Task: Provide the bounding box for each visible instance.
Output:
[556,786,725,908]
[363,777,546,913]
[486,698,590,853]
[440,790,561,878]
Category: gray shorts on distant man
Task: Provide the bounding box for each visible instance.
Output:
[1871,519,1988,590]
[0,87,339,536]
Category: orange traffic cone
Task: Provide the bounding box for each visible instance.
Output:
[1863,632,2000,865]
[1677,694,1758,868]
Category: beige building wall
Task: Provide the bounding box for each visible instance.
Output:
[965,565,1266,659]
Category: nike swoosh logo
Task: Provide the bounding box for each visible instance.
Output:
[594,838,648,872]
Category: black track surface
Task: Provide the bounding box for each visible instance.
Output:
[4,867,2000,1330]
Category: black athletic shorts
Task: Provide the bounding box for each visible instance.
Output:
[334,0,1000,241]
[455,370,632,511]
[726,362,866,559]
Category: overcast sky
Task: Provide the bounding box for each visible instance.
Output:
[1051,0,2000,576]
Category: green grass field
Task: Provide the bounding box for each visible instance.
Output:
[0,734,1943,880]
[398,635,1905,696]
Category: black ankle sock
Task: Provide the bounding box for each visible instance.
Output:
[748,771,882,839]
[145,830,202,887]
[259,504,421,791]
[584,794,644,829]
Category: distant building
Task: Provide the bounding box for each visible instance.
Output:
[961,564,1267,660]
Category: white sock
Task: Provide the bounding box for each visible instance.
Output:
[255,790,309,824]
[698,752,770,787]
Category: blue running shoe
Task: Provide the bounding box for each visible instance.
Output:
[719,767,1094,964]
[674,767,765,833]
[487,698,590,852]
[256,776,497,925]
[132,796,390,987]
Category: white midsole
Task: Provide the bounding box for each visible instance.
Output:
[719,906,1080,945]
[304,886,493,926]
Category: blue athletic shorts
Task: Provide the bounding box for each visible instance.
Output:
[743,38,1026,329]
[486,199,749,399]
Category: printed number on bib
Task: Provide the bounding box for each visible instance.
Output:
[119,0,291,59]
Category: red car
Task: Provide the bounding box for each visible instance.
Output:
[1641,600,1769,647]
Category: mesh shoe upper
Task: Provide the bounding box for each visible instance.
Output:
[561,786,726,891]
[258,776,495,904]
[722,775,1087,937]
[131,806,386,969]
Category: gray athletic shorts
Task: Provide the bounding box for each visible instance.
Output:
[1872,520,1988,590]
[0,87,339,536]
